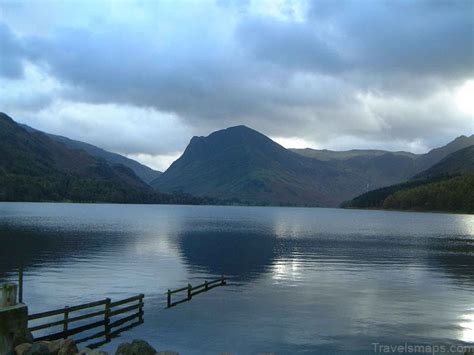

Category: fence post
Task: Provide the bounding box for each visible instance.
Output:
[18,264,23,303]
[167,290,171,308]
[63,306,69,339]
[104,298,111,343]
[138,294,144,323]
[187,284,192,300]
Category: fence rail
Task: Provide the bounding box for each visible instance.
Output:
[166,276,227,308]
[28,294,144,348]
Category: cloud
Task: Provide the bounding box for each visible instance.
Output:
[0,0,472,169]
[24,101,192,156]
[0,23,27,78]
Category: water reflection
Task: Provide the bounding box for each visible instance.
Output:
[459,311,474,343]
[176,230,277,281]
[0,203,473,354]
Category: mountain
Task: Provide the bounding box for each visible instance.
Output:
[0,112,204,205]
[291,148,415,161]
[153,126,473,208]
[414,135,474,171]
[343,145,474,213]
[152,126,369,206]
[414,145,474,179]
[291,135,474,191]
[21,124,161,184]
[381,173,474,213]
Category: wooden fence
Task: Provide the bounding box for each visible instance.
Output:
[28,294,144,348]
[166,276,226,308]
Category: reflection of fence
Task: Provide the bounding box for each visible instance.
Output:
[28,294,144,348]
[166,276,227,308]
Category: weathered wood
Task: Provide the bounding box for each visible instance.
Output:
[68,309,106,323]
[190,288,208,297]
[109,294,143,308]
[28,307,66,320]
[109,302,143,317]
[192,277,224,290]
[63,307,69,339]
[167,286,188,294]
[29,318,66,332]
[29,294,144,349]
[138,295,144,323]
[68,299,108,312]
[165,276,227,308]
[104,298,111,343]
[18,265,23,303]
[187,284,192,300]
[28,299,108,320]
[29,309,106,331]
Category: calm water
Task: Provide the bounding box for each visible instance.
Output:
[0,203,473,354]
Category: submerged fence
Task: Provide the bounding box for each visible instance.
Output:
[166,276,227,308]
[28,294,144,348]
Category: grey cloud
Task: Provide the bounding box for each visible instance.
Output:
[0,0,472,158]
[236,17,347,73]
[0,24,26,78]
[237,0,473,93]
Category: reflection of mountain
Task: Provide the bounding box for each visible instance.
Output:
[175,229,474,286]
[175,230,278,282]
[2,207,473,289]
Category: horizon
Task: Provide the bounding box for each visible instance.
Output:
[1,0,473,171]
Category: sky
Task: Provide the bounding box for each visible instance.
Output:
[1,0,473,171]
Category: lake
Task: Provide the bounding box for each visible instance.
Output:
[0,202,473,354]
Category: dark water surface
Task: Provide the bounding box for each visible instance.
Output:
[0,203,473,354]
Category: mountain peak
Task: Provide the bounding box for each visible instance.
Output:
[183,125,281,161]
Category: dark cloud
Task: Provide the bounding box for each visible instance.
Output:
[0,24,26,78]
[237,17,347,73]
[0,0,472,162]
[238,0,474,92]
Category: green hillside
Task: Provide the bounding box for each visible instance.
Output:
[343,145,474,213]
[152,126,369,207]
[22,124,162,184]
[0,113,206,205]
[414,145,474,179]
[382,174,474,213]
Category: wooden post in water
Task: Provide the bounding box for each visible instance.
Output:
[221,275,225,286]
[167,290,171,308]
[138,294,144,323]
[18,264,23,303]
[205,281,208,290]
[104,298,111,342]
[63,306,69,339]
[187,284,192,300]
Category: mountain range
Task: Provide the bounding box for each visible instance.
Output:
[0,113,206,205]
[152,125,474,207]
[343,145,474,213]
[1,112,473,210]
[21,124,162,184]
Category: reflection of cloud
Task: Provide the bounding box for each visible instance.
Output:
[459,311,474,343]
[271,258,303,282]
